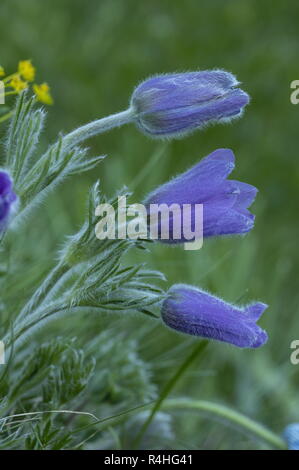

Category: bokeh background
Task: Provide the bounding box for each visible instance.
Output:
[1,0,299,449]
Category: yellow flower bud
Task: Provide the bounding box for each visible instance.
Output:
[33,83,53,105]
[9,74,28,92]
[18,60,35,82]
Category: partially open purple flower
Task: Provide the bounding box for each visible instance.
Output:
[161,284,268,349]
[0,170,18,232]
[283,424,299,450]
[144,148,257,243]
[131,70,249,138]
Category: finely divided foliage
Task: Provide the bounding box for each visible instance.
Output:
[0,72,289,450]
[0,92,164,449]
[5,93,105,224]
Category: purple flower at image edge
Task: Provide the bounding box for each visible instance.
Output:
[0,170,18,232]
[161,284,268,349]
[131,70,250,138]
[144,148,257,243]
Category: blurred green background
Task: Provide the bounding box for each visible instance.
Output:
[1,0,299,449]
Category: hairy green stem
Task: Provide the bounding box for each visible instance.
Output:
[4,303,69,348]
[62,108,135,150]
[18,261,69,319]
[19,108,135,194]
[5,108,135,236]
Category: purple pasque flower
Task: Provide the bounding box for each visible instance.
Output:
[131,70,250,138]
[0,170,18,232]
[161,284,268,349]
[283,424,299,450]
[144,148,257,243]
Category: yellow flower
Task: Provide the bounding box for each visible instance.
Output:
[18,60,35,82]
[33,83,53,105]
[9,74,28,92]
[0,66,5,78]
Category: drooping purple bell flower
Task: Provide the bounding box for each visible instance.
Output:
[131,70,250,138]
[283,424,299,450]
[161,284,268,349]
[0,170,18,232]
[144,148,257,243]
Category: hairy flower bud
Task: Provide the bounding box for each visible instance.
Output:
[144,148,257,243]
[161,284,268,348]
[131,70,249,138]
